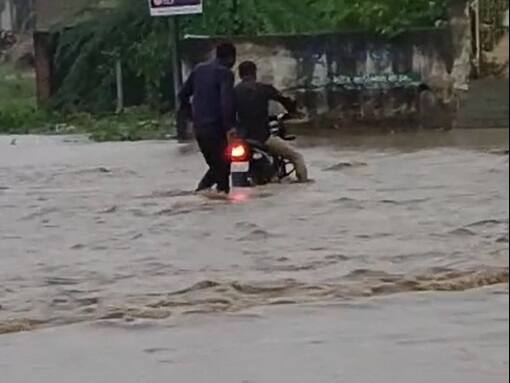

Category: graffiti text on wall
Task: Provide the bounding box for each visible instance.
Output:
[332,74,421,90]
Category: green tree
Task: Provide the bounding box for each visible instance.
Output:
[52,0,448,112]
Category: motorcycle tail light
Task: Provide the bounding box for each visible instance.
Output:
[229,142,249,161]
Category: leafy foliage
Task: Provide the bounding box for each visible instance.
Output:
[313,0,447,36]
[52,0,170,113]
[182,0,447,36]
[51,0,448,113]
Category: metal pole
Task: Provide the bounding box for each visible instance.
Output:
[115,57,124,113]
[474,0,481,75]
[170,17,183,103]
[169,16,187,140]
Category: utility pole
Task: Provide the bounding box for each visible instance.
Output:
[169,17,188,141]
[473,0,481,76]
[170,17,183,108]
[115,56,124,113]
[148,0,203,141]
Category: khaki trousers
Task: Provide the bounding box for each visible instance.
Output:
[265,136,308,182]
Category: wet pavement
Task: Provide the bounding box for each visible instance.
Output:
[0,129,508,382]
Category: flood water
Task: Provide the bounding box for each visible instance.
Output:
[0,129,508,382]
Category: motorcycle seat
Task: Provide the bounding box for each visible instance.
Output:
[245,136,296,152]
[245,139,269,151]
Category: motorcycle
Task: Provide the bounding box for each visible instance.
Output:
[229,113,298,187]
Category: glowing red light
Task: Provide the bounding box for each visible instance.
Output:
[231,144,247,159]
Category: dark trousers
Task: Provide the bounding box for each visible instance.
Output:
[195,131,230,193]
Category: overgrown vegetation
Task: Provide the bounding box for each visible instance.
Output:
[187,0,447,36]
[2,0,449,139]
[51,0,448,114]
[51,2,172,113]
[0,65,51,133]
[0,64,172,140]
[64,108,173,142]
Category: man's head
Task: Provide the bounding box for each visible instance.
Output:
[238,61,257,81]
[216,42,237,69]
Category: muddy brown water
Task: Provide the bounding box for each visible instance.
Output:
[0,129,508,381]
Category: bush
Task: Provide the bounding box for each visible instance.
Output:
[0,103,52,133]
[86,108,172,142]
[0,65,53,133]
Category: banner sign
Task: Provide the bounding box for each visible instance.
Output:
[148,0,203,16]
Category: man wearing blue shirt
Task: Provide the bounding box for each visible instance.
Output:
[179,42,237,195]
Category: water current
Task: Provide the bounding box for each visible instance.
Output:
[0,129,508,335]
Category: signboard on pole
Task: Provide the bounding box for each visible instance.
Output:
[148,0,203,16]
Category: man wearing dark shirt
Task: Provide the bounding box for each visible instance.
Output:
[235,61,308,182]
[179,43,236,195]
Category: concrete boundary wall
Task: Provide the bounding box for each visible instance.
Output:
[182,28,466,130]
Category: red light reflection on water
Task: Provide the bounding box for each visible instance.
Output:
[229,190,250,204]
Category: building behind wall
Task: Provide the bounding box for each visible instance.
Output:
[0,0,14,31]
[1,0,36,32]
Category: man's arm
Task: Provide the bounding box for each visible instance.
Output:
[266,85,297,114]
[220,69,235,134]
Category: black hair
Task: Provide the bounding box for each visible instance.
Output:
[216,42,237,61]
[238,61,257,79]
